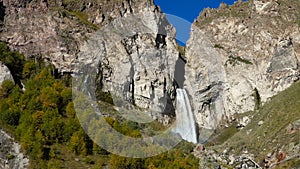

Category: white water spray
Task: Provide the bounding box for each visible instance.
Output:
[173,89,198,143]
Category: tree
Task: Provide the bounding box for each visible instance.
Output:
[69,130,87,155]
[32,111,44,128]
[59,88,73,115]
[0,80,14,98]
[63,117,80,142]
[65,102,76,118]
[20,125,35,154]
[0,105,20,126]
[41,109,64,143]
[22,60,36,79]
[39,87,60,109]
[0,42,25,83]
[31,130,45,160]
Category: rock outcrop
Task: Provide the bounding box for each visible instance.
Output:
[185,0,300,129]
[0,130,29,169]
[0,0,179,121]
[0,64,25,169]
[75,5,179,121]
[0,0,154,73]
[0,61,13,84]
[1,0,299,141]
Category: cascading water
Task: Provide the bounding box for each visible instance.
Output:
[173,89,198,143]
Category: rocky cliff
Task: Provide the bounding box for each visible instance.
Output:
[185,0,300,129]
[0,0,154,73]
[0,0,300,168]
[0,130,29,169]
[74,2,179,122]
[0,0,180,122]
[0,61,13,84]
[0,66,28,168]
[0,0,299,142]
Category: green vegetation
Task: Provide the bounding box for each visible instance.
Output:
[0,42,199,168]
[205,122,239,146]
[59,0,122,26]
[225,55,253,66]
[54,8,99,30]
[65,10,99,30]
[207,81,300,166]
[296,0,300,26]
[276,158,300,169]
[196,1,251,27]
[297,19,300,27]
[197,0,300,29]
[0,42,25,84]
[213,44,224,49]
[177,44,186,57]
[295,0,300,26]
[61,0,84,11]
[107,141,198,169]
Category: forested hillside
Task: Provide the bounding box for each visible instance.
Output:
[0,42,199,169]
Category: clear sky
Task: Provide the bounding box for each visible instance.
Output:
[154,0,238,45]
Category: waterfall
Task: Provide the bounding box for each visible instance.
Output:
[173,89,198,143]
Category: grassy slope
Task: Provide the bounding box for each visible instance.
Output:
[207,81,300,167]
[196,1,300,166]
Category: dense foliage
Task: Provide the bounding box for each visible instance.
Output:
[0,42,25,85]
[0,42,199,168]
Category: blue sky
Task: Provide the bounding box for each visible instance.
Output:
[154,0,238,45]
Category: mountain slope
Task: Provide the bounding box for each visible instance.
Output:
[184,0,300,130]
[196,81,300,168]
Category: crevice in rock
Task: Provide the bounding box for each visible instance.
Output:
[150,81,154,100]
[174,55,186,88]
[155,15,169,49]
[163,77,166,92]
[0,1,5,24]
[155,34,166,49]
[161,77,175,116]
[201,98,212,112]
[121,35,139,105]
[0,3,4,35]
[129,68,135,105]
[196,81,223,95]
[253,87,261,110]
[160,93,175,117]
[126,0,133,13]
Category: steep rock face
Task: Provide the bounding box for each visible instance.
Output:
[184,28,226,129]
[0,0,154,72]
[0,62,13,84]
[75,5,179,121]
[0,65,25,169]
[185,0,300,129]
[0,130,29,169]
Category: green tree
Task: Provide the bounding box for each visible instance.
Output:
[40,87,60,109]
[59,88,73,115]
[0,80,14,98]
[69,130,87,155]
[31,130,45,160]
[63,117,80,142]
[22,60,37,79]
[41,109,64,143]
[0,105,20,126]
[65,102,76,118]
[0,42,25,83]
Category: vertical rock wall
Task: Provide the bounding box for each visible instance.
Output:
[184,0,300,129]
